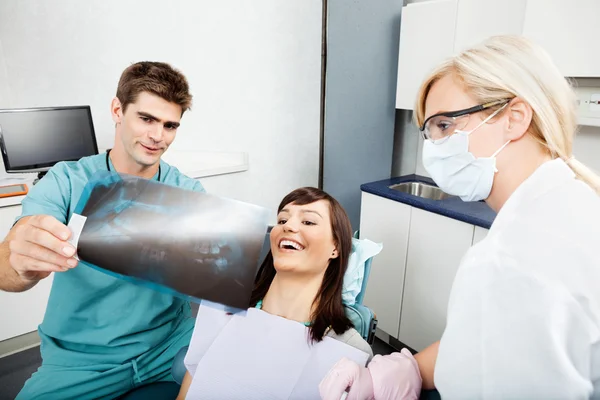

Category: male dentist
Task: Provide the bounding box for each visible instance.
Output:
[0,61,204,399]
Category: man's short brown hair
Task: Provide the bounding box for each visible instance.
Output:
[116,61,192,114]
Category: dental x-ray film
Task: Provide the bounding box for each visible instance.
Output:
[67,171,270,311]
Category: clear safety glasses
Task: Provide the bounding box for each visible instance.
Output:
[419,99,512,144]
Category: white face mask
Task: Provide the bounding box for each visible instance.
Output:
[422,107,510,202]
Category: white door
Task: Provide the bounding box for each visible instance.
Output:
[398,208,474,351]
[360,192,411,338]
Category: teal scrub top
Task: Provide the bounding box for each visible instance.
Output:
[17,152,205,366]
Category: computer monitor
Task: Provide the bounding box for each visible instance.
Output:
[0,106,99,179]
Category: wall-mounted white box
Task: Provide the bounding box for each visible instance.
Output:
[573,79,600,127]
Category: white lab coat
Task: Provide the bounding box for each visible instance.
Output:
[435,159,600,399]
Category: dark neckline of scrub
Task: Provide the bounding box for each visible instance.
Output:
[105,149,162,182]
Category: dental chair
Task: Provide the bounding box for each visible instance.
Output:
[344,230,378,345]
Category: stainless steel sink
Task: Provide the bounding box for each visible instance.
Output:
[389,182,455,200]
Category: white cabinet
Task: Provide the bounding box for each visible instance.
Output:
[0,205,21,239]
[472,225,489,245]
[396,0,525,110]
[398,208,474,351]
[0,205,54,342]
[360,192,411,337]
[522,0,600,77]
[453,0,527,53]
[0,277,53,342]
[396,0,600,110]
[395,0,458,110]
[358,191,497,349]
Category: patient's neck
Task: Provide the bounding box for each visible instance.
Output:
[261,272,323,324]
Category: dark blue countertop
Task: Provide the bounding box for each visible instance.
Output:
[360,174,497,229]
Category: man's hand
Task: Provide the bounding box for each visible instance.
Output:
[7,215,78,283]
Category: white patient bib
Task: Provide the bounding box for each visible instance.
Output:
[185,304,370,399]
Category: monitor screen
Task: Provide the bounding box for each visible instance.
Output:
[0,106,99,173]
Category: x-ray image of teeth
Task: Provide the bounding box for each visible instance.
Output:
[69,172,270,311]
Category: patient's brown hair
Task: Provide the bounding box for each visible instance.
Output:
[250,187,354,342]
[116,61,192,114]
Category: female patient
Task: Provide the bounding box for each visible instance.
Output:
[177,187,373,398]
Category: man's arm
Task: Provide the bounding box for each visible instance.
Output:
[176,371,192,400]
[414,341,439,390]
[0,217,41,292]
[0,215,76,292]
[0,164,78,292]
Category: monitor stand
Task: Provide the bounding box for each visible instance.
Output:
[33,171,48,186]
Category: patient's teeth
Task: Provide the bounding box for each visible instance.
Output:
[215,258,227,270]
[199,243,210,254]
[280,240,304,250]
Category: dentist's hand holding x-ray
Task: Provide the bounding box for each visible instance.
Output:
[320,35,600,399]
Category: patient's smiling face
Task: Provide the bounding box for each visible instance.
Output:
[270,200,339,276]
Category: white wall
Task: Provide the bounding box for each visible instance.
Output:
[416,134,427,177]
[0,39,10,108]
[0,0,322,214]
[391,109,419,177]
[572,126,600,173]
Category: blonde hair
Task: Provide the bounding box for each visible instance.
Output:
[414,35,600,194]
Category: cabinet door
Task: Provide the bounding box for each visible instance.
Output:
[472,225,489,246]
[523,0,600,77]
[0,205,54,341]
[360,192,411,338]
[453,0,526,53]
[395,0,458,110]
[399,208,474,351]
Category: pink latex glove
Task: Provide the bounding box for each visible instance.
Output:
[319,349,422,400]
[319,357,375,400]
[368,349,422,400]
